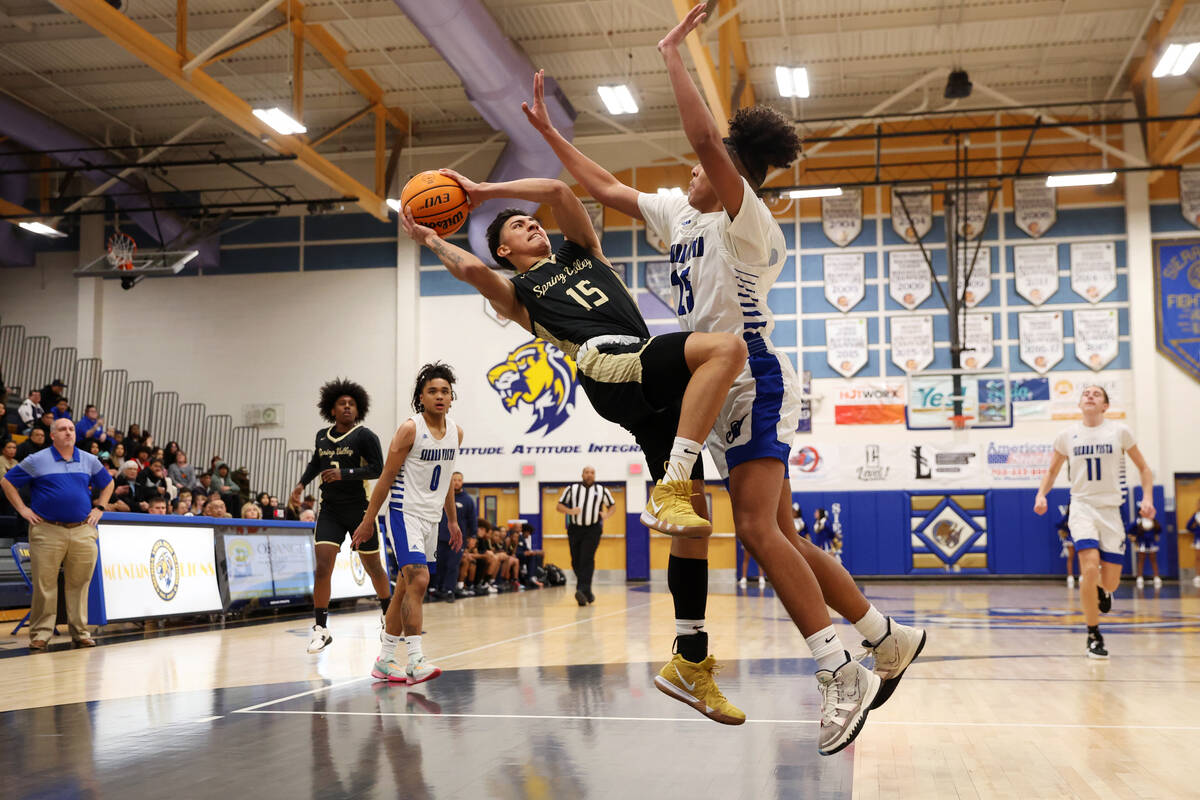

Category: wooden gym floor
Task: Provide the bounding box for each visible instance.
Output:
[2,580,1198,799]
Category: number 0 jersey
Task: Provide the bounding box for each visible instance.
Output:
[1053,419,1135,508]
[390,414,459,523]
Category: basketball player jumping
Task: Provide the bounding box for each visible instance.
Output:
[1035,385,1155,658]
[400,173,747,723]
[521,3,926,755]
[353,363,462,685]
[292,379,390,654]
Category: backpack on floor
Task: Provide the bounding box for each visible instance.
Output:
[544,564,566,586]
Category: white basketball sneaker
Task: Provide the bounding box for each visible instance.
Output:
[306,624,332,654]
[1066,575,1075,588]
[1136,576,1145,588]
[1153,576,1162,588]
[863,617,927,710]
[816,655,881,756]
[405,656,442,686]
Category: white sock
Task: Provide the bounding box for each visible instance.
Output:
[456,581,464,589]
[379,632,402,662]
[406,635,423,661]
[854,606,889,647]
[676,618,706,636]
[665,437,702,482]
[806,625,848,673]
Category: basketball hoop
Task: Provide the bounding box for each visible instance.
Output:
[107,231,137,271]
[948,414,974,431]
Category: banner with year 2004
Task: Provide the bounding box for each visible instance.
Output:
[888,250,932,309]
[826,317,869,378]
[1019,311,1064,374]
[822,188,862,247]
[1013,243,1059,305]
[1070,241,1117,303]
[1073,308,1119,371]
[892,186,932,242]
[1014,178,1056,238]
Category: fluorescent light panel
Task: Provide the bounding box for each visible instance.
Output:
[598,85,638,115]
[1153,42,1200,77]
[775,66,810,98]
[252,107,307,135]
[1045,172,1116,188]
[386,198,402,212]
[18,221,66,237]
[788,187,842,199]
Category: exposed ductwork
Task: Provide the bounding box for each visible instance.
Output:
[0,94,217,267]
[390,0,577,263]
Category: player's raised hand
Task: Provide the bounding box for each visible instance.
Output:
[659,2,706,53]
[1033,494,1048,515]
[401,206,439,245]
[521,70,553,134]
[437,168,485,209]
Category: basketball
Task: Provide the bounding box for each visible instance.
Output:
[400,171,469,236]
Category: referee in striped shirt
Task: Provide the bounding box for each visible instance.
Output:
[556,466,615,606]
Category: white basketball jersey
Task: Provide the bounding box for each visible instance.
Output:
[389,414,458,522]
[1053,420,1135,508]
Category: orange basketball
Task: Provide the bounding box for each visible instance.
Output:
[400,171,469,236]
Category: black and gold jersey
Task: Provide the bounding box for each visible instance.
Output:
[509,240,649,358]
[297,423,383,506]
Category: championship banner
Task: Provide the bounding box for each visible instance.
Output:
[224,534,273,601]
[1070,241,1117,303]
[986,442,1055,483]
[955,246,991,307]
[330,539,376,600]
[955,185,989,240]
[1073,308,1119,371]
[98,523,222,620]
[822,188,863,247]
[892,185,932,242]
[1180,169,1200,230]
[1013,243,1059,305]
[1019,311,1064,374]
[833,381,907,425]
[823,252,866,311]
[797,369,812,433]
[1014,178,1056,237]
[826,317,869,378]
[1152,238,1200,385]
[959,312,994,369]
[889,315,934,374]
[888,250,932,309]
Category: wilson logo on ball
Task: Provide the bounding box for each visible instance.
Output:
[400,171,470,236]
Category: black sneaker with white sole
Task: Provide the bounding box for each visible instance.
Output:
[1086,632,1108,659]
[1097,586,1112,614]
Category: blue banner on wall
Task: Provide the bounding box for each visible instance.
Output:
[1154,238,1200,384]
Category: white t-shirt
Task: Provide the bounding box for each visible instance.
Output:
[637,178,786,339]
[389,414,459,522]
[1052,420,1135,508]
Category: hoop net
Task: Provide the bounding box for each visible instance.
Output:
[107,232,137,271]
[948,414,974,431]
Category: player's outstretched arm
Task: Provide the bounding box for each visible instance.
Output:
[521,70,642,220]
[352,421,415,547]
[658,3,745,219]
[1033,451,1067,514]
[1126,444,1156,519]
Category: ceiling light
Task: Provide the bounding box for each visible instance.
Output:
[775,66,810,98]
[788,187,843,199]
[18,221,66,237]
[1154,42,1200,77]
[598,85,638,115]
[386,198,402,213]
[252,107,307,135]
[657,187,684,198]
[1045,172,1117,188]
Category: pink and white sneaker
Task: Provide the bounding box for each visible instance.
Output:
[405,656,442,685]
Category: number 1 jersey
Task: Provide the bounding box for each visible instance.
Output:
[1053,419,1135,508]
[390,414,458,523]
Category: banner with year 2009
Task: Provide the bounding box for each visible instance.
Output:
[823,252,865,311]
[888,250,932,309]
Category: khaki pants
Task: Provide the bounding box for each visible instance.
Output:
[28,521,98,641]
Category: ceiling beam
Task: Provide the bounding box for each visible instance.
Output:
[298,14,408,132]
[49,0,387,219]
[182,0,279,74]
[1152,90,1200,166]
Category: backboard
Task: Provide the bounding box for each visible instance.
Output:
[75,249,198,278]
[906,368,1013,431]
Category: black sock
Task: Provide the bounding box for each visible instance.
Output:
[676,631,709,663]
[379,596,390,614]
[1087,625,1100,637]
[315,607,328,628]
[667,555,708,620]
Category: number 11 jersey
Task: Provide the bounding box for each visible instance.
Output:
[1053,419,1135,508]
[390,414,459,523]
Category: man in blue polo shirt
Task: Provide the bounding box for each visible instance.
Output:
[1,417,113,652]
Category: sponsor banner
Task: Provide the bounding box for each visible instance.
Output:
[823,252,866,311]
[1073,308,1119,371]
[986,442,1055,483]
[1180,169,1200,230]
[1014,178,1056,238]
[1011,376,1051,421]
[959,312,994,369]
[1049,374,1128,420]
[975,378,1011,425]
[789,443,840,484]
[822,188,863,247]
[1069,241,1117,303]
[1013,243,1059,305]
[98,524,222,620]
[834,382,907,425]
[892,185,932,243]
[268,534,316,596]
[912,444,983,483]
[797,370,812,434]
[330,539,375,600]
[825,317,869,378]
[888,250,932,309]
[851,444,896,482]
[890,315,934,374]
[1152,238,1200,386]
[955,246,991,307]
[1019,311,1064,374]
[225,534,273,601]
[955,184,990,240]
[907,375,980,429]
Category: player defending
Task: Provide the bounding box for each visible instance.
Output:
[521,4,926,755]
[353,363,462,685]
[1034,385,1155,658]
[292,379,389,654]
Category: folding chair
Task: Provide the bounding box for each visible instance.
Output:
[11,542,31,634]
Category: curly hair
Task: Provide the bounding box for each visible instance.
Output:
[318,378,370,423]
[486,208,529,270]
[725,105,802,188]
[412,362,457,413]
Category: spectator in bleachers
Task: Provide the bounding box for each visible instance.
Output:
[33,410,54,437]
[133,445,151,469]
[196,471,213,497]
[177,488,192,510]
[142,433,155,449]
[231,465,250,507]
[146,496,168,516]
[109,442,127,470]
[283,492,304,520]
[74,406,107,443]
[38,379,66,410]
[163,441,180,465]
[266,495,282,519]
[172,498,190,516]
[189,493,205,515]
[17,390,42,434]
[107,460,140,512]
[151,447,165,464]
[299,508,316,523]
[302,494,317,513]
[168,450,198,491]
[134,459,169,512]
[126,423,145,445]
[84,440,101,457]
[240,502,262,520]
[16,427,47,460]
[51,398,71,421]
[211,461,239,509]
[203,497,230,518]
[1,440,17,474]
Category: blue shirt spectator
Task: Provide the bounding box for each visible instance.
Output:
[3,440,112,522]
